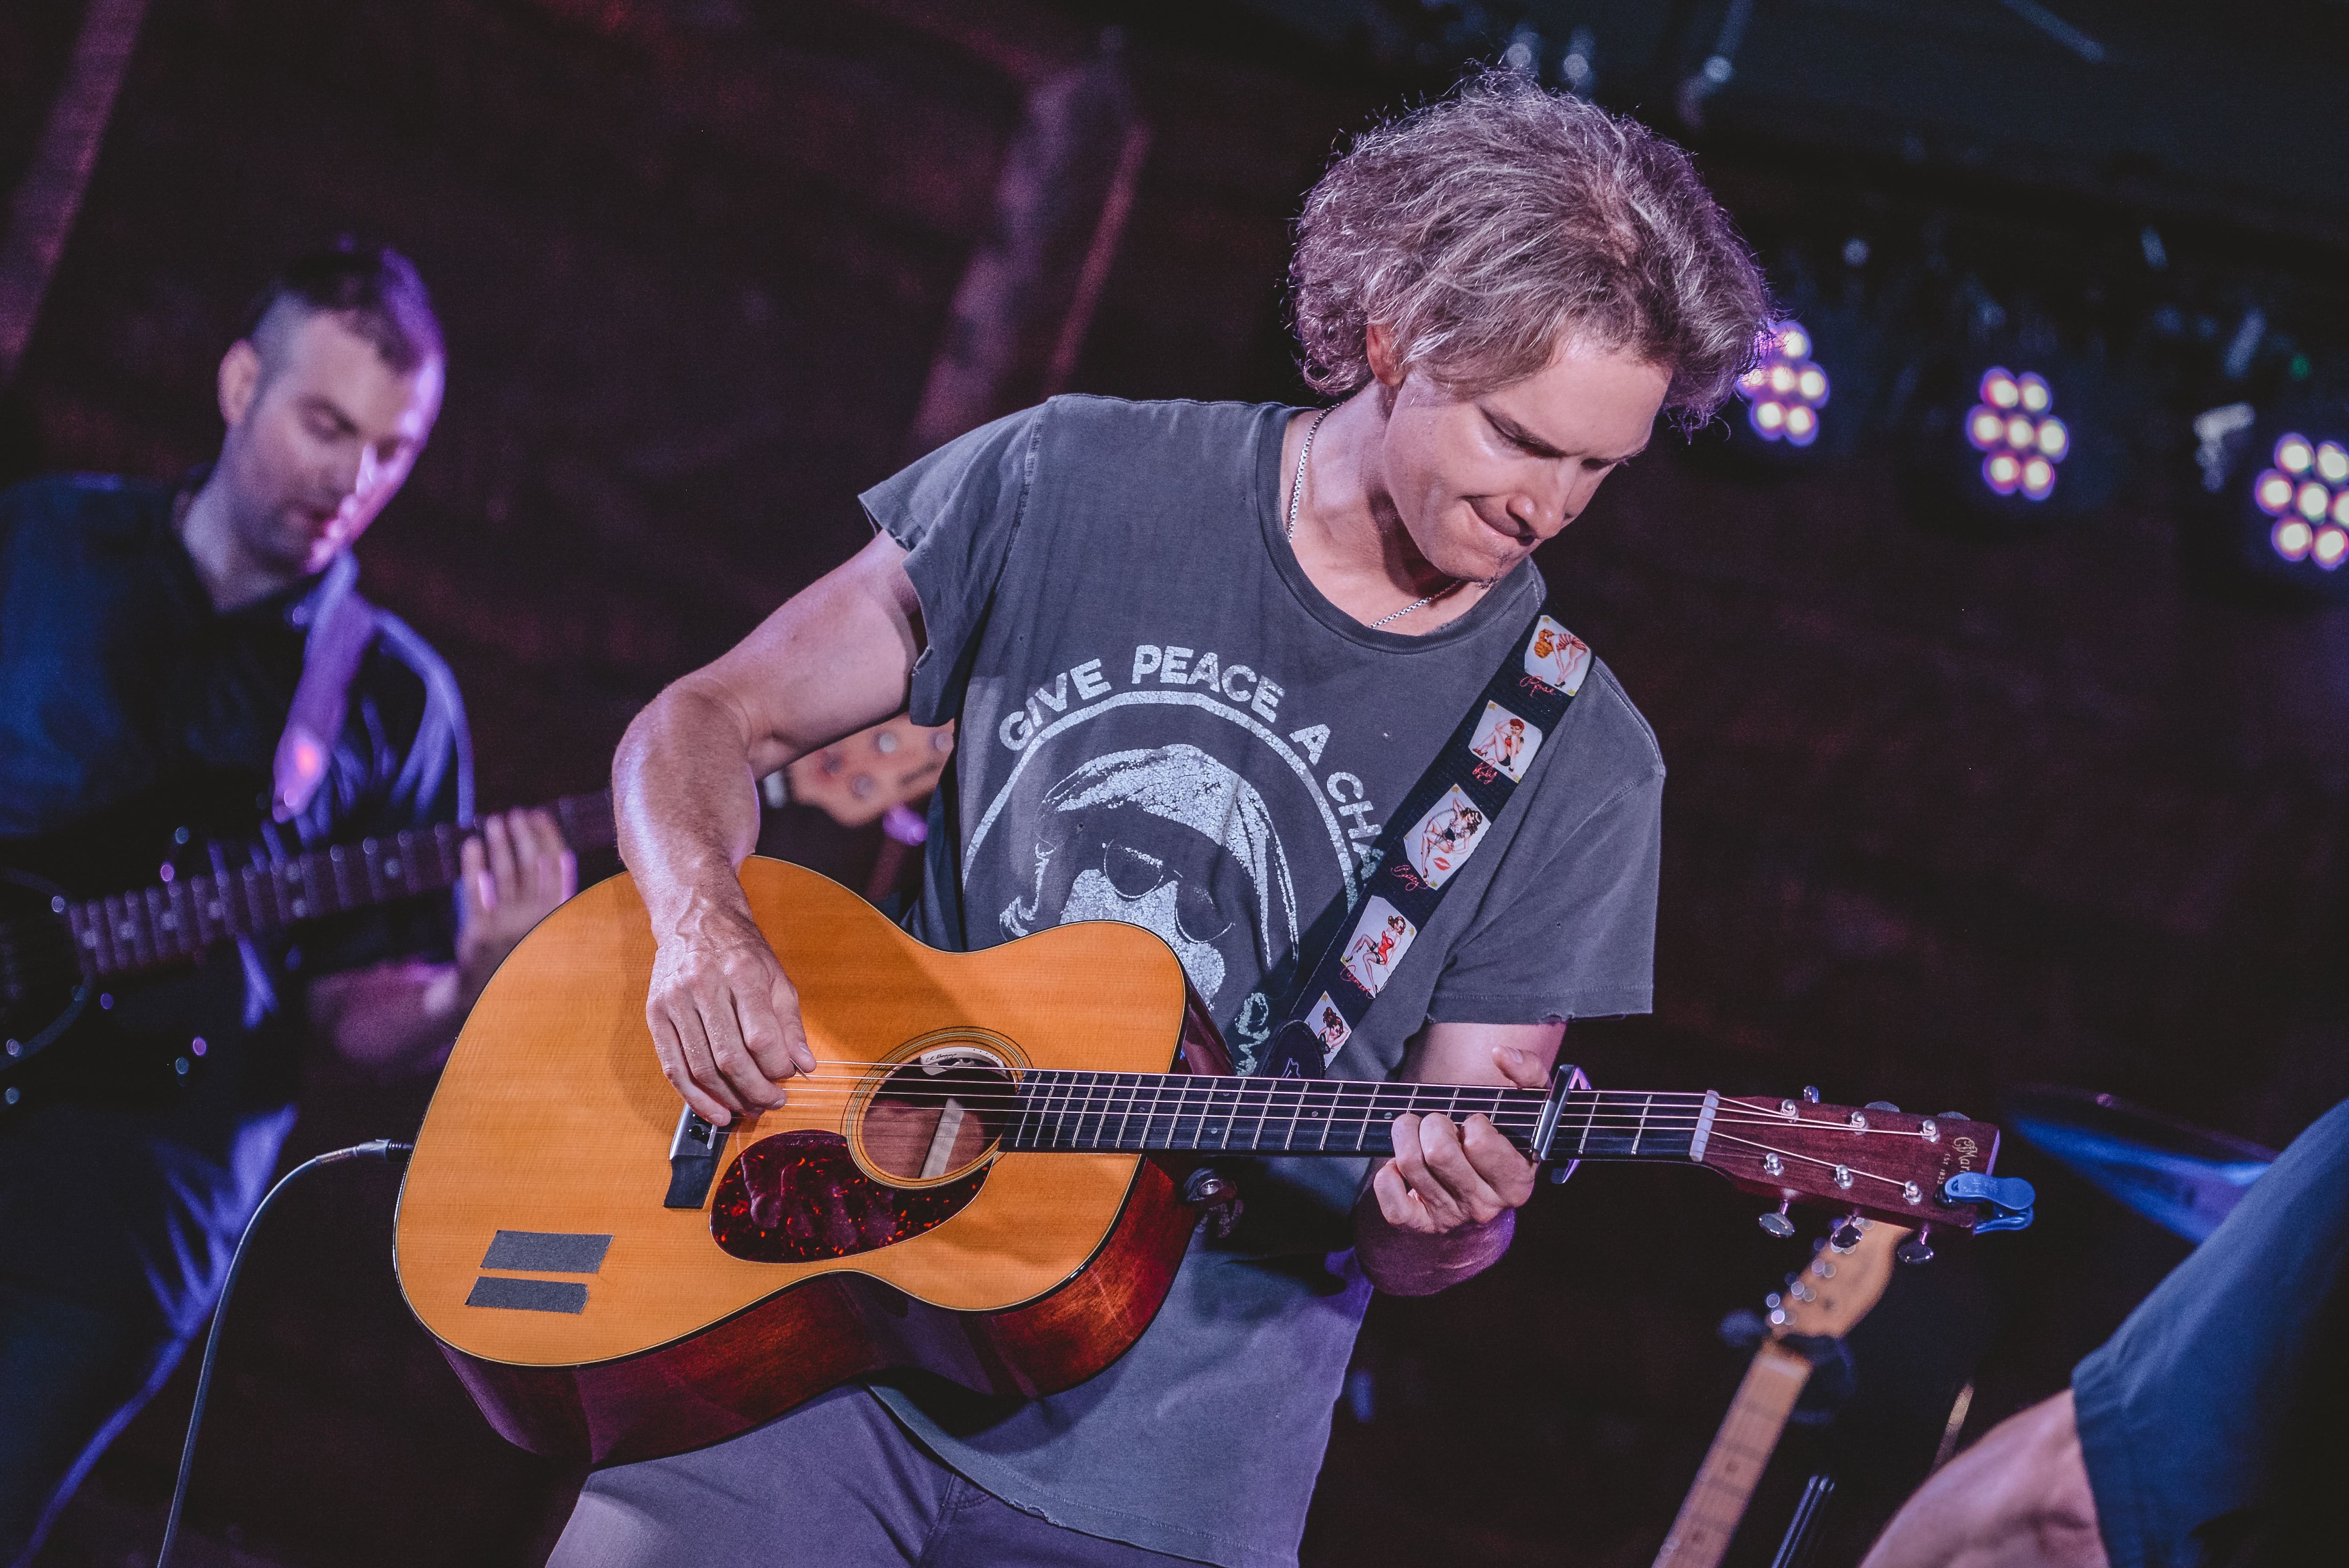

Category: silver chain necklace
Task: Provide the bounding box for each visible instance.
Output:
[1286,406,1462,630]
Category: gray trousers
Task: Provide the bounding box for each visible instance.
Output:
[548,1385,1209,1568]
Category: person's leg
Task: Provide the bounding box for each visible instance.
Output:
[920,1475,1217,1568]
[2068,1097,2349,1568]
[0,1282,190,1568]
[546,1386,957,1568]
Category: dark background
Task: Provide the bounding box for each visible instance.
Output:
[6,1,2348,1564]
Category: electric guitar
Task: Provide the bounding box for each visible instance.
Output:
[0,719,954,1112]
[1653,1219,1907,1568]
[394,857,2034,1467]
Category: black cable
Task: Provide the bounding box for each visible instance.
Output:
[153,1138,413,1568]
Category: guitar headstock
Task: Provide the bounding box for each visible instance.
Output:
[780,718,956,828]
[1766,1218,1904,1338]
[1696,1095,2033,1236]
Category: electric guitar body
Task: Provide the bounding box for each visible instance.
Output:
[395,857,1218,1466]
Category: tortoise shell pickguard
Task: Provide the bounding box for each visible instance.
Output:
[709,1130,988,1263]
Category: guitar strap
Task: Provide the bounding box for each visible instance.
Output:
[1257,607,1593,1079]
[271,550,378,823]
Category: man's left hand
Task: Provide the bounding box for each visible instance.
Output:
[455,807,578,999]
[1368,1043,1548,1235]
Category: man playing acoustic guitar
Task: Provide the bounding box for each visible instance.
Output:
[586,73,1768,1568]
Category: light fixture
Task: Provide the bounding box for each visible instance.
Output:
[2254,431,2349,571]
[1966,368,2068,501]
[1738,322,1830,449]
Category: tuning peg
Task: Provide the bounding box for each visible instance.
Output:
[1829,1218,1864,1252]
[1897,1227,1936,1265]
[1801,1086,1822,1103]
[1758,1197,1797,1238]
[1865,1100,1900,1112]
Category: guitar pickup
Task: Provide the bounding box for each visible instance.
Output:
[664,1107,728,1209]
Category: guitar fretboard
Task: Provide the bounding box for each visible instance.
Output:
[65,791,614,978]
[1000,1074,1712,1161]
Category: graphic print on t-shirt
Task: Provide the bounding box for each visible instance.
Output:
[970,653,1380,1072]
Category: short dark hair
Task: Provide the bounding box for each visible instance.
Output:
[240,240,442,373]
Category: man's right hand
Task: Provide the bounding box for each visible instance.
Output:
[646,900,817,1126]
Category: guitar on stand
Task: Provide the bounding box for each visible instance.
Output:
[1653,1218,1909,1568]
[392,857,2036,1467]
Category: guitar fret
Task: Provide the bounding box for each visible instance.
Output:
[160,878,195,956]
[111,892,152,970]
[1246,1080,1276,1151]
[1080,1072,1111,1148]
[80,896,116,973]
[1111,1073,1139,1150]
[1143,1075,1166,1151]
[142,884,178,962]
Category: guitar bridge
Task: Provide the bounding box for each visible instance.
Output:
[664,1107,728,1209]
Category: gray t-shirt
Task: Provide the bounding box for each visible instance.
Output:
[861,396,1665,1568]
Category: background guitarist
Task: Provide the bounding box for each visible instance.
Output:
[584,74,1769,1568]
[0,243,574,1565]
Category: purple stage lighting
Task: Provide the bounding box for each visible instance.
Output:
[1966,367,2067,501]
[1737,323,1829,448]
[2255,432,2349,569]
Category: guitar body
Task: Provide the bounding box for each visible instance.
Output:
[395,858,1223,1466]
[1,768,277,1107]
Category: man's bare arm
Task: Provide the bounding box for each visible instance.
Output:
[1859,1392,2107,1568]
[1352,1020,1563,1295]
[614,530,923,1126]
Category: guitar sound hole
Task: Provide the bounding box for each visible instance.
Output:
[708,1130,989,1264]
[858,1059,1014,1181]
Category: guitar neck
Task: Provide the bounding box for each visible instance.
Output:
[66,790,614,979]
[999,1073,1716,1162]
[1653,1340,1815,1568]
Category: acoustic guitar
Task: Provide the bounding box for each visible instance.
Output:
[394,858,2033,1466]
[1653,1219,1906,1568]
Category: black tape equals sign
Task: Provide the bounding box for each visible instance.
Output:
[465,1230,613,1314]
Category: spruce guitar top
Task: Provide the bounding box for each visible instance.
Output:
[393,857,2034,1466]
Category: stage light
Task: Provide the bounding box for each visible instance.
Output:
[2256,430,2349,573]
[1738,320,1829,450]
[1966,366,2069,503]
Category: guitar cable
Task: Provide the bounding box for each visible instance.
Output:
[154,1138,414,1568]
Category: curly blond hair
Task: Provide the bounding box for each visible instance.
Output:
[1291,71,1770,427]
